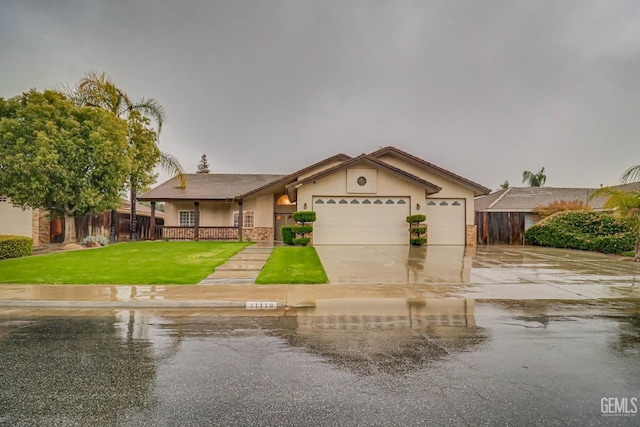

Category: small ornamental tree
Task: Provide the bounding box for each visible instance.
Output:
[291,211,316,246]
[406,214,427,246]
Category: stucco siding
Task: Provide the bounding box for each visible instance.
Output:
[297,168,423,214]
[298,160,348,180]
[377,154,476,225]
[0,198,33,237]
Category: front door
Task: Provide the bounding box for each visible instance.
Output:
[274,213,296,241]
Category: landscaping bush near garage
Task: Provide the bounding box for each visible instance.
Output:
[281,226,295,245]
[0,235,33,260]
[524,211,635,254]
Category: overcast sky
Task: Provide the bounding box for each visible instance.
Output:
[1,0,639,190]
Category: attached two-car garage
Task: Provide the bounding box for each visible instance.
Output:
[312,196,466,245]
[312,197,410,245]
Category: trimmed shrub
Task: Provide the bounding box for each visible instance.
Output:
[409,227,427,235]
[290,225,313,235]
[292,211,316,223]
[281,226,295,245]
[406,214,426,223]
[410,237,427,246]
[0,235,33,260]
[524,211,635,254]
[293,237,311,246]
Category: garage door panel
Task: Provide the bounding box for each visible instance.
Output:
[313,197,409,245]
[425,199,465,245]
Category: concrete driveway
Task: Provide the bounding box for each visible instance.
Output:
[314,245,640,299]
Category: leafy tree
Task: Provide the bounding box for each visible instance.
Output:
[591,187,640,261]
[499,180,509,189]
[196,154,210,173]
[0,90,129,242]
[522,167,546,187]
[65,71,185,241]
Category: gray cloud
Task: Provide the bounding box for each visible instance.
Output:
[2,0,639,189]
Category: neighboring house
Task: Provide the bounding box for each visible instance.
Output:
[474,187,611,244]
[139,146,490,245]
[0,196,163,245]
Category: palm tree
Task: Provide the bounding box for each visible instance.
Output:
[590,187,640,261]
[66,71,185,241]
[522,167,546,187]
[621,165,640,183]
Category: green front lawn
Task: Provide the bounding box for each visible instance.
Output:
[255,246,328,284]
[0,241,249,284]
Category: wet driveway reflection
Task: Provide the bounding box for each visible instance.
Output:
[0,300,639,425]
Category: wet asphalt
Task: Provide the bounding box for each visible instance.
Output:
[0,301,639,426]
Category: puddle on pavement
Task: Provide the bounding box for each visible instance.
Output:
[0,299,639,425]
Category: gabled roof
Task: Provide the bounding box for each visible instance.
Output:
[239,153,352,198]
[369,146,491,196]
[138,174,287,201]
[474,187,609,212]
[285,154,442,195]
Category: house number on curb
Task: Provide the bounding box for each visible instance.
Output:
[246,301,278,310]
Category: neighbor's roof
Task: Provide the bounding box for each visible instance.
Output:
[474,187,609,212]
[138,174,287,201]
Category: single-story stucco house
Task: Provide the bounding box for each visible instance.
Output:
[139,146,490,245]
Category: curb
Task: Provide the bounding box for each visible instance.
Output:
[0,300,286,309]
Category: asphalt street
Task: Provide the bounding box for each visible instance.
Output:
[0,300,638,426]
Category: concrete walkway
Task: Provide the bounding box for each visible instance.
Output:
[198,246,273,285]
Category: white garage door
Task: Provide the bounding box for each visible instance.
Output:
[425,199,466,245]
[313,197,410,245]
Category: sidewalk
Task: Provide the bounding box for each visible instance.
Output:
[0,281,638,309]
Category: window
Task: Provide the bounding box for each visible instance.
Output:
[397,199,406,204]
[440,201,448,206]
[385,199,395,204]
[179,210,195,227]
[452,201,461,206]
[339,199,348,204]
[233,210,255,228]
[427,201,436,206]
[0,196,6,203]
[315,199,324,204]
[350,199,359,204]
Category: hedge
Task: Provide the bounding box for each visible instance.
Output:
[281,226,295,245]
[0,235,33,260]
[524,211,635,254]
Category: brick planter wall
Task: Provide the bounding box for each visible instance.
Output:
[243,227,274,243]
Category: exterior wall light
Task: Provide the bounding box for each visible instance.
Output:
[416,203,421,210]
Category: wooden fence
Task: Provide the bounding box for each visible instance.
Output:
[475,211,526,245]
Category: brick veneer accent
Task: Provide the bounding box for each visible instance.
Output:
[243,227,274,243]
[466,224,477,246]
